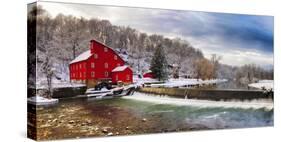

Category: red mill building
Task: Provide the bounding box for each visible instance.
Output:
[69,39,133,87]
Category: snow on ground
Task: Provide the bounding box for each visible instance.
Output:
[133,76,228,88]
[133,76,159,86]
[149,78,228,88]
[248,80,273,90]
[28,96,59,105]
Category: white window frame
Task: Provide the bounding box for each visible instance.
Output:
[104,47,108,52]
[114,55,118,60]
[105,71,109,77]
[94,54,98,59]
[104,62,108,68]
[91,63,95,68]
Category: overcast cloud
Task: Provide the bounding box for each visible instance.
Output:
[39,1,274,68]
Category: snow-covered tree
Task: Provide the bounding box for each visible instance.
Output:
[41,55,56,98]
[150,44,168,81]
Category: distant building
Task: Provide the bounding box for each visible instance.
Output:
[143,70,155,78]
[69,39,133,87]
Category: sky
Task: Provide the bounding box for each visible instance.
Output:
[38,1,274,68]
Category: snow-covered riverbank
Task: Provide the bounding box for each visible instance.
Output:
[248,80,273,90]
[28,96,58,105]
[147,78,228,88]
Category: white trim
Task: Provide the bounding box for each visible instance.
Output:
[112,65,130,72]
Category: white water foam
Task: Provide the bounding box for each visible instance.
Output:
[123,92,273,110]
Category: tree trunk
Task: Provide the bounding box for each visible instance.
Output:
[72,44,76,59]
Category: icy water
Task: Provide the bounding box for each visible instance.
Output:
[35,92,273,140]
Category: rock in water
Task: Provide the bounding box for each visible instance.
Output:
[107,132,113,136]
[142,118,147,122]
[102,129,108,133]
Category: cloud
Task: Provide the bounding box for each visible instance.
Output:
[39,1,274,67]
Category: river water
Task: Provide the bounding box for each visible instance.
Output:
[35,92,273,140]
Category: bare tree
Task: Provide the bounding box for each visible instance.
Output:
[210,54,222,78]
[41,55,55,98]
[194,58,214,80]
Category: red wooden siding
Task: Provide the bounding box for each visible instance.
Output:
[111,67,133,84]
[69,39,133,85]
[143,72,154,78]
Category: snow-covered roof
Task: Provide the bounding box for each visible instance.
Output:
[70,50,91,64]
[144,70,152,73]
[112,65,130,72]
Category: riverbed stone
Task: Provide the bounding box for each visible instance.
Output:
[58,115,65,118]
[94,127,99,131]
[142,118,147,122]
[102,128,108,133]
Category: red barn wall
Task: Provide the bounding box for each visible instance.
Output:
[143,72,154,78]
[69,61,87,80]
[111,68,133,84]
[87,40,125,80]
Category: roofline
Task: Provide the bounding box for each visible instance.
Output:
[112,65,133,72]
[69,56,91,65]
[70,39,127,65]
[90,39,126,63]
[69,50,92,65]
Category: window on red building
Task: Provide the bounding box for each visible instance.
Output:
[104,62,108,68]
[114,55,117,60]
[91,72,95,77]
[94,54,98,59]
[91,63,95,68]
[105,72,109,77]
[104,47,108,52]
[126,75,130,80]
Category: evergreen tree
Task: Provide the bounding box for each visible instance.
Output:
[150,44,168,81]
